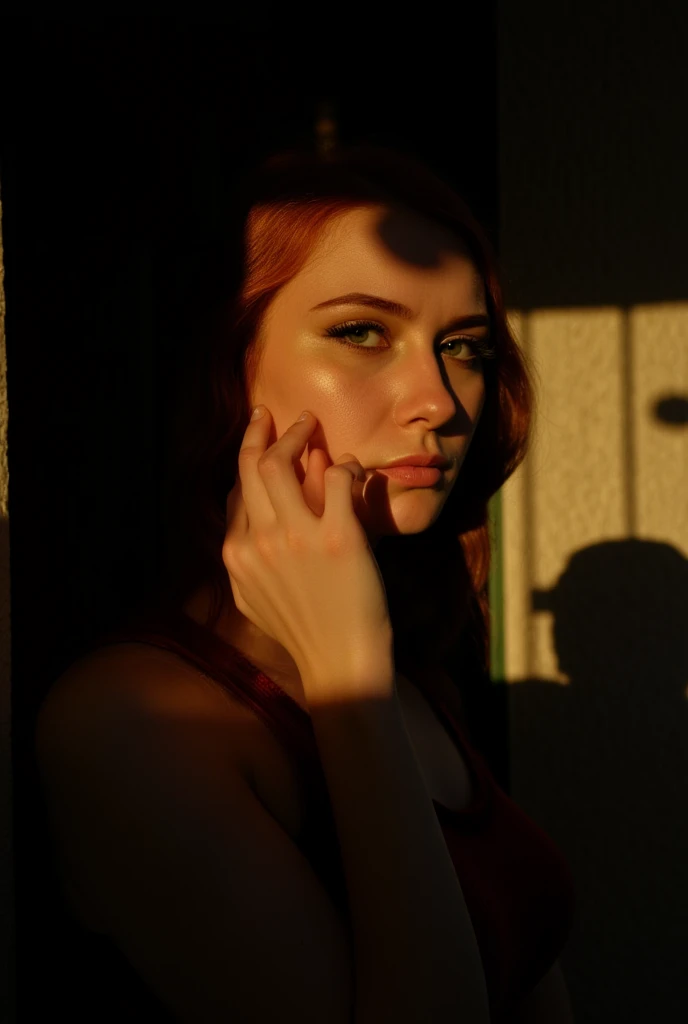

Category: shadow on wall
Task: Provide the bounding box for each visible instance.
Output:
[511,538,688,1022]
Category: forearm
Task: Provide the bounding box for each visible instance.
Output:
[307,683,490,1024]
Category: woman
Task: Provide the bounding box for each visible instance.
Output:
[34,145,576,1022]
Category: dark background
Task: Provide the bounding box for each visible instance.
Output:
[0,17,502,1018]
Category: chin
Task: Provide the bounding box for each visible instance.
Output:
[364,498,447,540]
[357,472,450,541]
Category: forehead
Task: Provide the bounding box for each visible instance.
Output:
[283,204,486,311]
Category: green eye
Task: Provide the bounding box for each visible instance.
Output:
[325,319,496,364]
[328,322,385,347]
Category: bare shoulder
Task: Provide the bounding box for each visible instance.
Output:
[43,639,244,707]
[36,640,305,844]
[33,642,355,1022]
[35,641,262,786]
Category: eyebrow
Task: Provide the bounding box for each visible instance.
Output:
[309,292,490,332]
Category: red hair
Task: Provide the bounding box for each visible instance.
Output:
[151,144,535,692]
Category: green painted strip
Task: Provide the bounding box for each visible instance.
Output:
[488,488,505,683]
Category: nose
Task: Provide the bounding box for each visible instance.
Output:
[392,354,464,430]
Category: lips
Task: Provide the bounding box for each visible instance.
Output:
[379,455,451,470]
[375,465,443,486]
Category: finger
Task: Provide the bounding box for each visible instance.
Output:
[224,473,248,545]
[235,406,281,532]
[253,409,321,524]
[236,406,314,531]
[320,458,367,532]
[302,445,329,517]
[223,475,250,591]
[334,453,366,482]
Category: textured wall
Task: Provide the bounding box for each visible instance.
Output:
[499,4,688,1022]
[503,305,688,678]
[0,191,16,1020]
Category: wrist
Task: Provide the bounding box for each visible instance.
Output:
[300,656,397,710]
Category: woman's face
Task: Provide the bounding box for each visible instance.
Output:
[249,204,490,547]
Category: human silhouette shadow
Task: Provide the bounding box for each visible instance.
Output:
[508,539,688,1022]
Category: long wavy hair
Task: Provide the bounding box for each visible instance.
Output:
[149,143,535,699]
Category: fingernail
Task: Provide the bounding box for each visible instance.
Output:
[251,405,265,420]
[297,410,310,422]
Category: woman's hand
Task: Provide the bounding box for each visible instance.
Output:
[222,406,395,706]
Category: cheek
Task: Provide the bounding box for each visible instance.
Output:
[301,368,374,434]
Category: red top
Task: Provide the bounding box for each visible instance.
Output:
[49,605,576,1022]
